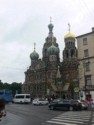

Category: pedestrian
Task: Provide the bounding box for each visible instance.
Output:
[0,99,6,120]
[48,97,51,103]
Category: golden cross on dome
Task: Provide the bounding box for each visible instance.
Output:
[34,42,36,51]
[50,16,52,23]
[68,23,70,32]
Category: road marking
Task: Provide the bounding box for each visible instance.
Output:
[53,117,89,121]
[56,116,90,119]
[47,120,77,125]
[46,111,91,125]
[51,118,83,123]
[91,120,94,123]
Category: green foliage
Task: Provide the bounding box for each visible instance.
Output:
[10,82,22,96]
[0,80,22,96]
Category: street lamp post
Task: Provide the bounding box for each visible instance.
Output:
[80,88,83,101]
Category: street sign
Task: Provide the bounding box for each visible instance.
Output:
[74,87,79,93]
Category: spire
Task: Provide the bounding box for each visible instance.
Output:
[68,23,70,32]
[30,42,39,60]
[34,42,36,51]
[48,17,54,37]
[64,23,75,39]
[50,16,52,23]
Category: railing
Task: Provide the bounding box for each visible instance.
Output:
[83,85,94,91]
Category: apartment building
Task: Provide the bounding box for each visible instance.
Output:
[76,28,94,100]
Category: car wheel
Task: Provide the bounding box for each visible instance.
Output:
[69,106,73,111]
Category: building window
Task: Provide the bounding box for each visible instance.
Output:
[85,75,92,86]
[84,49,89,57]
[83,59,90,71]
[83,38,87,45]
[85,63,90,71]
[28,86,30,91]
[71,49,74,57]
[66,50,69,58]
[47,72,50,78]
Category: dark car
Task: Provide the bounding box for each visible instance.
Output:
[71,100,82,111]
[48,99,82,111]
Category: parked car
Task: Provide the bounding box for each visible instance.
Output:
[48,99,82,111]
[71,100,83,110]
[32,98,48,105]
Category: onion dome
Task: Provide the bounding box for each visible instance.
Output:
[47,17,55,38]
[48,44,59,55]
[30,43,39,60]
[48,23,54,32]
[64,32,75,39]
[64,23,75,39]
[48,25,59,55]
[30,50,39,60]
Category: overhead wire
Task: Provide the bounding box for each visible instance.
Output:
[79,0,94,20]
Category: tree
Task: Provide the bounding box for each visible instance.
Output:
[0,80,3,90]
[3,83,11,90]
[10,82,22,96]
[0,80,22,97]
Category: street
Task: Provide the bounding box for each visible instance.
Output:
[0,103,94,125]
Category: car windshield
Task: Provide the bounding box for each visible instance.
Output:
[39,98,45,101]
[53,98,63,103]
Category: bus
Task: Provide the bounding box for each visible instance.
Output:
[13,94,31,104]
[0,90,13,102]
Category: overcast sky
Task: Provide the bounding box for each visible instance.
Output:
[0,0,94,83]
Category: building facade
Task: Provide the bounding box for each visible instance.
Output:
[76,27,94,100]
[22,22,78,99]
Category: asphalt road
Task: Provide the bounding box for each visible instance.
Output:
[0,103,94,125]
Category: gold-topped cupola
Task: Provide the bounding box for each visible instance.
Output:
[64,23,75,39]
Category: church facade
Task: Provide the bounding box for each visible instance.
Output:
[22,22,79,99]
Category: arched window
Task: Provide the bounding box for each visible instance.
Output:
[71,49,74,57]
[66,50,69,58]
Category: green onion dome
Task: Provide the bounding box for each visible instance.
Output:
[30,50,39,60]
[47,44,59,55]
[48,23,54,32]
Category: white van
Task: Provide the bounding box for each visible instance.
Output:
[13,94,31,104]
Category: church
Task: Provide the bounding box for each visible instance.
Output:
[22,21,79,99]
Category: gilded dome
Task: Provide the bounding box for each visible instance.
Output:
[64,32,75,39]
[30,50,39,60]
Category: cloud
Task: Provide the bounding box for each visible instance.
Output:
[0,0,94,83]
